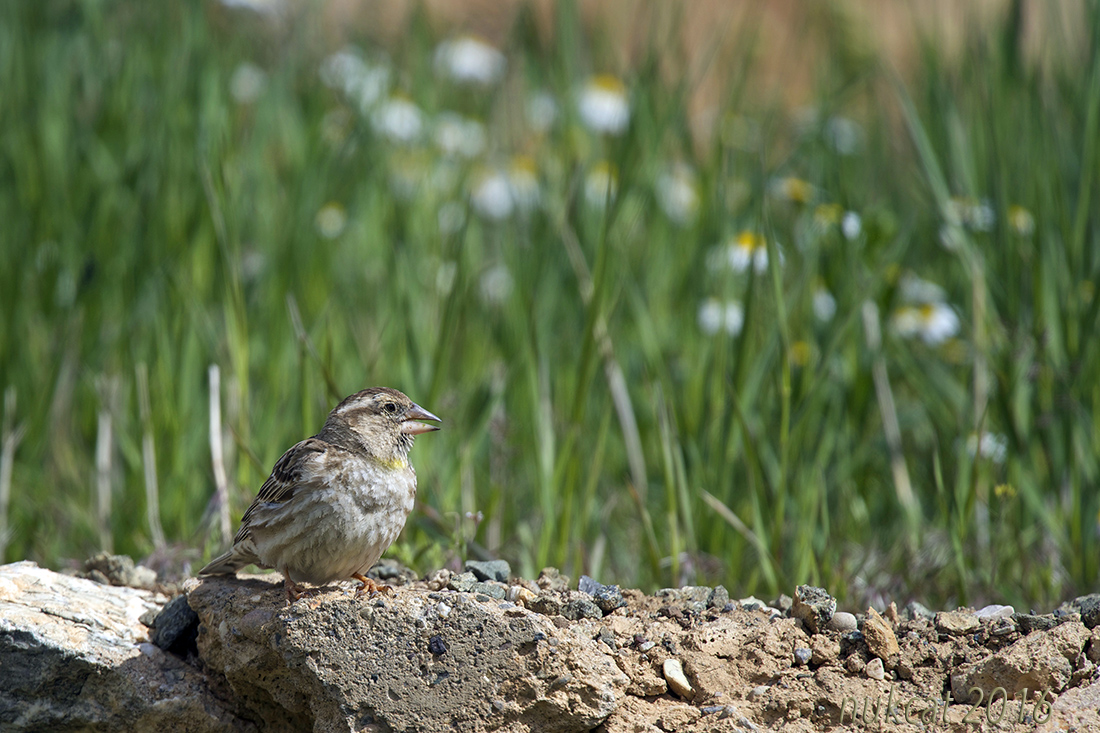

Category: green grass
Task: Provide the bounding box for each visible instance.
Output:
[1,0,1097,611]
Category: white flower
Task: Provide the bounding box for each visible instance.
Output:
[578,75,630,135]
[508,156,540,213]
[320,50,390,111]
[899,273,946,304]
[433,113,486,159]
[841,211,862,240]
[471,170,514,221]
[698,298,744,336]
[229,62,266,104]
[771,176,813,204]
[825,116,864,155]
[946,196,994,232]
[315,203,347,239]
[656,163,699,225]
[479,264,513,304]
[710,232,776,274]
[891,303,960,345]
[813,288,837,322]
[371,96,423,144]
[433,36,506,85]
[967,432,1008,464]
[584,162,618,208]
[438,201,466,235]
[526,91,559,133]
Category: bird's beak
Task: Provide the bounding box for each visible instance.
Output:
[401,403,442,434]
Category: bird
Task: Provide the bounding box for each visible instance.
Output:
[199,387,441,601]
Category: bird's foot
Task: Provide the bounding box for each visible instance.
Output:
[352,573,393,597]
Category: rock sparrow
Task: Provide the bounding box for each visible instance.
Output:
[199,387,440,600]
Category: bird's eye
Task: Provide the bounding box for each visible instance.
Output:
[383,402,398,414]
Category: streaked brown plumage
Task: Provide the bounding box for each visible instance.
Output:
[199,387,440,600]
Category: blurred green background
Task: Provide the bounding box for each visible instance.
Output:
[1,0,1096,610]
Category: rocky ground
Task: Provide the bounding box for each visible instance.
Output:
[3,555,1100,731]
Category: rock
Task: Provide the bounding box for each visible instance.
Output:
[865,657,886,680]
[1059,594,1100,629]
[191,573,627,732]
[528,592,563,617]
[739,596,766,612]
[508,585,536,606]
[976,604,1015,621]
[465,560,511,583]
[951,620,1090,700]
[579,576,627,614]
[863,607,900,660]
[470,581,507,600]
[904,601,936,621]
[1015,612,1061,635]
[561,594,602,621]
[793,647,812,666]
[448,571,479,593]
[150,593,199,657]
[1036,674,1100,732]
[0,561,247,732]
[936,609,980,636]
[536,567,570,592]
[662,659,695,700]
[709,585,731,610]
[773,594,793,614]
[79,552,158,590]
[828,611,858,633]
[792,585,836,634]
[810,635,840,665]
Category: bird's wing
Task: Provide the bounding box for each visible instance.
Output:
[234,438,329,544]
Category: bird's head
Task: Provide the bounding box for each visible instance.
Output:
[322,387,441,464]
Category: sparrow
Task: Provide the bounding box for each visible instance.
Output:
[199,387,441,601]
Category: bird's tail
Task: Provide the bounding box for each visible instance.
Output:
[198,542,258,576]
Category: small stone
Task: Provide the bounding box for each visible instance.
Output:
[739,596,766,612]
[865,657,886,680]
[470,581,506,600]
[862,607,900,660]
[577,575,626,614]
[709,586,730,609]
[975,604,1015,621]
[792,585,836,634]
[793,647,812,666]
[904,601,936,621]
[810,635,840,666]
[1014,613,1059,635]
[936,609,979,635]
[828,612,858,633]
[427,635,447,656]
[1061,594,1100,629]
[507,585,536,606]
[465,560,511,583]
[527,593,562,617]
[448,572,478,593]
[662,658,695,700]
[425,568,452,591]
[749,685,769,700]
[773,594,793,614]
[536,567,570,592]
[151,595,199,657]
[81,553,157,589]
[845,655,865,674]
[561,597,602,621]
[884,602,899,626]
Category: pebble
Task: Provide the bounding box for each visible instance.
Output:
[828,612,858,633]
[662,659,695,700]
[976,604,1015,621]
[862,607,899,659]
[749,685,769,700]
[792,585,836,634]
[739,596,766,612]
[904,601,936,621]
[578,575,626,614]
[865,657,886,680]
[471,582,506,600]
[561,597,602,621]
[935,609,980,635]
[465,560,511,583]
[793,647,812,666]
[528,593,562,617]
[448,572,478,593]
[536,567,570,592]
[1014,613,1060,634]
[507,585,536,606]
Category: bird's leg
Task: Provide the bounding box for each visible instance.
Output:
[352,573,392,596]
[284,576,306,602]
